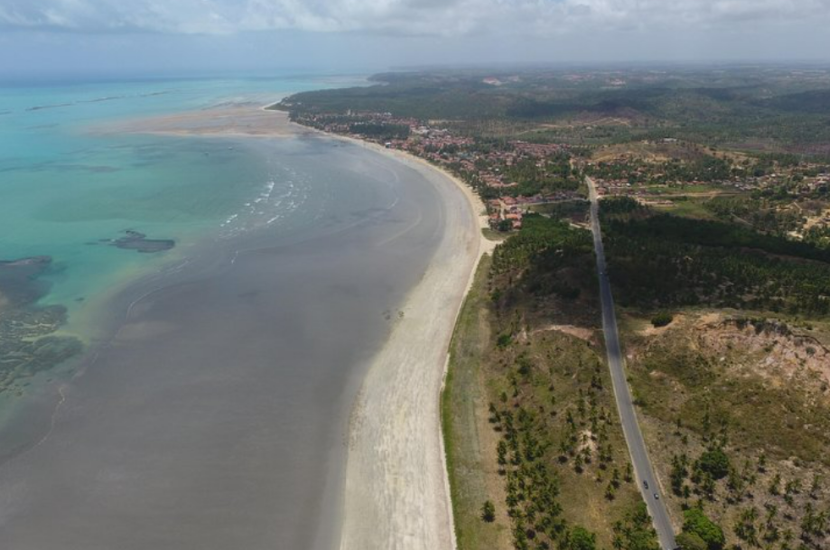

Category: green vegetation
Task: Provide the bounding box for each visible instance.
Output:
[600,199,830,315]
[348,122,410,140]
[528,199,590,221]
[443,210,658,550]
[285,64,830,550]
[612,503,661,550]
[650,312,673,328]
[704,195,804,236]
[482,227,510,242]
[660,198,719,221]
[696,448,730,480]
[604,208,830,263]
[675,531,707,550]
[491,214,593,302]
[481,500,496,523]
[442,208,658,550]
[681,508,725,550]
[568,526,597,550]
[600,192,830,549]
[442,255,505,550]
[280,66,830,153]
[502,154,580,195]
[587,155,732,184]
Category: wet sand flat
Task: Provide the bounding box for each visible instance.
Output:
[0,136,454,550]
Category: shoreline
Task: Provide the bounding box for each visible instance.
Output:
[93,104,493,549]
[281,111,497,549]
[320,130,493,550]
[0,119,459,549]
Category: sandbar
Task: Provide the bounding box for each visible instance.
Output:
[93,105,306,138]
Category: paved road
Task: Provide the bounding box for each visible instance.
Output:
[586,177,678,550]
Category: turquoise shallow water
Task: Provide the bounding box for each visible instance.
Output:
[0,75,361,326]
[0,87,458,547]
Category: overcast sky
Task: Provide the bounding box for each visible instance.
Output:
[1,0,829,77]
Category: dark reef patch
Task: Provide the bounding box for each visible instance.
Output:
[0,256,53,307]
[0,256,82,395]
[106,230,175,253]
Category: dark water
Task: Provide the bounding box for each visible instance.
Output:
[0,136,446,550]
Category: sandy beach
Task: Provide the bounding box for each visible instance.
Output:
[334,145,491,550]
[287,116,494,549]
[88,104,492,550]
[131,104,495,549]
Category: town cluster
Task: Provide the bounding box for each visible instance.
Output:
[293,111,583,231]
[585,150,830,199]
[291,110,830,238]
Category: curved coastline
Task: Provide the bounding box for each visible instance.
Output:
[0,105,488,550]
[118,106,494,548]
[310,128,492,550]
[121,108,494,549]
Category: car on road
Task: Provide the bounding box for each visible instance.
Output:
[654,493,659,500]
[643,481,649,489]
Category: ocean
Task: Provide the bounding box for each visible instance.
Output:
[0,75,449,548]
[0,75,360,321]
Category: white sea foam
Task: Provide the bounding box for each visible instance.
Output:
[218,175,308,238]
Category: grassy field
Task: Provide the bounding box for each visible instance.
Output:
[442,254,511,550]
[655,198,719,220]
[481,228,510,242]
[640,184,728,195]
[482,325,650,549]
[621,310,830,549]
[599,193,830,548]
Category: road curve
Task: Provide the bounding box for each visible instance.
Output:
[586,177,678,550]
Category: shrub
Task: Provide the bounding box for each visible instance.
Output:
[481,500,496,522]
[569,526,597,550]
[682,507,725,550]
[698,448,730,480]
[676,531,708,550]
[651,312,674,328]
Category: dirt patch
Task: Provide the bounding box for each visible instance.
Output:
[639,314,685,337]
[696,315,830,389]
[625,309,830,549]
[533,324,595,342]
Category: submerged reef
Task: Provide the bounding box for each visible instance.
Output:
[108,230,175,253]
[0,257,83,395]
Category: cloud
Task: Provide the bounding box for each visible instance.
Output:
[0,0,828,36]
